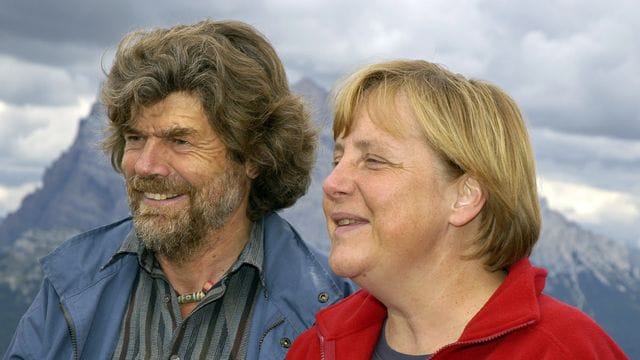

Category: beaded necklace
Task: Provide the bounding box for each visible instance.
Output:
[177,280,215,305]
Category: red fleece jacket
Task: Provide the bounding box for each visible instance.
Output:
[287,258,627,359]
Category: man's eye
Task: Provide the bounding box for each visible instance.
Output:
[125,134,142,143]
[173,138,189,146]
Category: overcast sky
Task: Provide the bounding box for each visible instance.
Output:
[0,0,639,245]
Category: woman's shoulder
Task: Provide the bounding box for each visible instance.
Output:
[538,293,604,331]
[534,293,627,359]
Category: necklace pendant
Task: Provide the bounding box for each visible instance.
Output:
[177,290,206,304]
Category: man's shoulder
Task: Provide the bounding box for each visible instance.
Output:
[44,217,133,260]
[40,218,134,287]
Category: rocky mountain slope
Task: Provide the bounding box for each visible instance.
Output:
[531,200,640,356]
[0,102,128,248]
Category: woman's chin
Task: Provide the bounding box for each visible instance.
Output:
[328,251,368,280]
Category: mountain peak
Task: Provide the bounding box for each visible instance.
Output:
[0,103,129,248]
[292,76,325,92]
[290,77,332,133]
[292,76,329,114]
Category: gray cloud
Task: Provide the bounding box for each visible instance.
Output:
[0,162,44,187]
[0,55,93,106]
[1,0,638,138]
[0,0,149,45]
[1,0,639,136]
[531,128,640,193]
[476,0,640,139]
[531,127,640,245]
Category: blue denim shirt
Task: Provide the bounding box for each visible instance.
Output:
[4,213,354,360]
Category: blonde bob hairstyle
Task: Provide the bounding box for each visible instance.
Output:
[332,60,540,271]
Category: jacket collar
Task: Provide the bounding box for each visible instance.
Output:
[42,213,348,308]
[39,218,137,358]
[458,258,545,341]
[40,217,134,301]
[259,212,350,331]
[316,290,386,339]
[40,213,352,358]
[108,218,267,287]
[314,258,545,343]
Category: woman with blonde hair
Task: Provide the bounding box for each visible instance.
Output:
[287,60,626,359]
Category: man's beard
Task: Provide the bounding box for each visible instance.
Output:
[126,167,246,264]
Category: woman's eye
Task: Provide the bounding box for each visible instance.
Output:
[331,155,342,167]
[365,156,386,166]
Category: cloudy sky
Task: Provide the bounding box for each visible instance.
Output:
[0,0,639,246]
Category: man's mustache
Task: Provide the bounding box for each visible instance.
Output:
[127,175,194,195]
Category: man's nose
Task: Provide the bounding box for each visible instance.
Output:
[133,140,171,177]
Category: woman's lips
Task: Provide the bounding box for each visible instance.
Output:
[331,212,369,234]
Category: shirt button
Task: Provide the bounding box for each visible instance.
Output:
[169,355,180,360]
[280,337,292,348]
[318,292,329,303]
[164,295,171,303]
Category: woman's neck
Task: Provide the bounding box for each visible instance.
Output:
[376,257,505,355]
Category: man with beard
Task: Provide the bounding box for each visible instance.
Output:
[5,20,354,360]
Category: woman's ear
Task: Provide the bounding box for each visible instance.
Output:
[449,175,486,227]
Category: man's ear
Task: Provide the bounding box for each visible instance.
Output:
[449,175,486,227]
[245,162,259,179]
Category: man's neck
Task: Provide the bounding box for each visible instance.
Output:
[157,212,254,296]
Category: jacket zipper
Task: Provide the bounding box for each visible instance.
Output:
[318,331,336,360]
[60,303,79,360]
[432,320,536,358]
[258,318,285,351]
[319,333,326,360]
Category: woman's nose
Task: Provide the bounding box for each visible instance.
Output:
[322,160,354,200]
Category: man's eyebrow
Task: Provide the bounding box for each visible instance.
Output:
[157,126,197,139]
[122,125,140,134]
[122,125,197,138]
